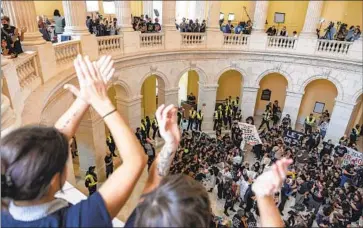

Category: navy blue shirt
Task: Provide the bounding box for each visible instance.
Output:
[2,192,112,228]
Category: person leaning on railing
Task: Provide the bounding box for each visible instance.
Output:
[1,55,147,227]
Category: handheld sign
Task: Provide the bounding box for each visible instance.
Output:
[283,129,305,146]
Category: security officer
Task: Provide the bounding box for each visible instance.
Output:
[213,109,221,130]
[350,124,360,145]
[258,109,272,131]
[106,133,117,157]
[152,117,161,139]
[145,116,151,138]
[196,110,204,131]
[85,166,98,195]
[104,151,113,178]
[177,107,183,126]
[227,107,233,129]
[140,119,147,140]
[304,113,315,134]
[187,107,197,131]
[223,105,229,129]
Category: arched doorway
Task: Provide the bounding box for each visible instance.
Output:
[141,74,165,118]
[254,73,288,116]
[216,70,243,108]
[178,70,199,106]
[297,79,338,128]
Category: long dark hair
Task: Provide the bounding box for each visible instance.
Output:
[1,126,68,201]
[53,9,61,17]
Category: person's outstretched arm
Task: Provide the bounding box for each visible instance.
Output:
[55,55,113,140]
[252,158,292,227]
[64,55,147,218]
[142,104,181,194]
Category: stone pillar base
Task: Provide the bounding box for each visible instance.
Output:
[198,84,218,131]
[325,100,355,144]
[281,91,304,129]
[164,30,181,50]
[74,35,99,61]
[206,30,223,49]
[241,87,259,119]
[24,42,57,83]
[123,31,141,54]
[249,31,268,51]
[296,34,318,55]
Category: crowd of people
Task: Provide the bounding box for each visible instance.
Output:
[132,14,161,33]
[318,22,361,41]
[220,20,252,35]
[266,25,298,38]
[176,17,207,33]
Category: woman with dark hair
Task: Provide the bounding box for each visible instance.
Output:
[53,9,65,35]
[1,55,147,227]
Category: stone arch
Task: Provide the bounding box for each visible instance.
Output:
[138,70,170,94]
[174,66,208,88]
[255,69,293,91]
[214,66,247,84]
[109,79,132,98]
[352,89,363,104]
[299,75,344,101]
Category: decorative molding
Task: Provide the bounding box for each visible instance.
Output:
[150,65,158,73]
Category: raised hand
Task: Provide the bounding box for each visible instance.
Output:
[64,55,115,117]
[155,104,181,146]
[252,158,293,197]
[155,104,181,176]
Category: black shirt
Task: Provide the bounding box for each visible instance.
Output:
[1,25,23,55]
[334,145,347,157]
[297,182,309,194]
[104,155,113,166]
[232,214,245,228]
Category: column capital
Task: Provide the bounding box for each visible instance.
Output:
[164,87,180,95]
[115,95,142,106]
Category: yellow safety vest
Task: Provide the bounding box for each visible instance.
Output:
[184,148,189,153]
[189,110,196,118]
[107,136,112,143]
[85,174,97,187]
[214,111,219,119]
[263,112,271,120]
[218,105,222,110]
[353,127,360,135]
[152,119,158,127]
[306,116,315,125]
[197,113,204,120]
[141,123,146,131]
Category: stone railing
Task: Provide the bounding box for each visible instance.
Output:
[315,39,353,55]
[15,53,41,88]
[267,36,298,50]
[181,33,206,48]
[97,35,123,55]
[139,33,164,49]
[223,34,250,48]
[53,40,81,65]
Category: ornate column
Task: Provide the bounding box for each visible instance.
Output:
[162,0,176,31]
[252,1,269,32]
[325,100,355,144]
[195,1,207,21]
[281,91,304,129]
[1,0,45,45]
[301,1,324,36]
[198,83,218,131]
[115,96,142,131]
[76,108,107,182]
[115,1,134,32]
[206,1,221,32]
[241,87,259,120]
[62,0,89,36]
[143,1,154,19]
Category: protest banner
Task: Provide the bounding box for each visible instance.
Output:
[341,147,363,167]
[238,122,262,146]
[283,129,305,146]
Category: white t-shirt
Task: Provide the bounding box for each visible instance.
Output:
[237,178,249,198]
[233,156,243,165]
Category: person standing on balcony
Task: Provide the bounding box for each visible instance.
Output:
[1,16,25,58]
[154,18,161,32]
[180,18,187,32]
[193,19,201,33]
[200,20,206,33]
[266,25,277,36]
[53,9,65,36]
[225,20,232,34]
[279,26,288,37]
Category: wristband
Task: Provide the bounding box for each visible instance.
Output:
[102,109,117,119]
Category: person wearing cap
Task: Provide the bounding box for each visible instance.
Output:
[85,166,98,195]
